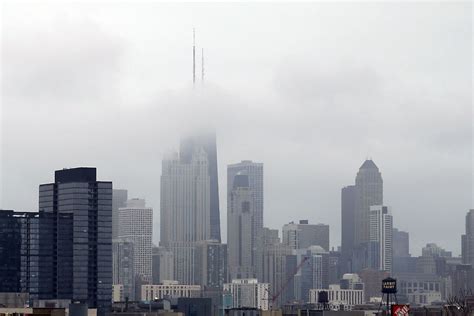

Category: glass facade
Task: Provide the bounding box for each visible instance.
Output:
[38,168,112,314]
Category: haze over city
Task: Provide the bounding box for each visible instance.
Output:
[1,1,472,258]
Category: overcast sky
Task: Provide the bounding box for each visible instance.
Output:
[1,1,472,255]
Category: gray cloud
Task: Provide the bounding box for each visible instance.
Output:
[1,1,471,255]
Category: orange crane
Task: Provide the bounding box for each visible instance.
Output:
[266,256,309,309]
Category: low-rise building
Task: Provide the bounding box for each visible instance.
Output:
[309,285,364,310]
[141,281,201,301]
[223,279,270,311]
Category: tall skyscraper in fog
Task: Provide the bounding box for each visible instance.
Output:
[118,198,153,284]
[160,148,211,284]
[341,185,356,273]
[180,131,221,242]
[368,205,393,272]
[228,161,264,279]
[393,228,410,258]
[228,173,257,280]
[353,160,383,271]
[112,189,128,239]
[39,168,112,313]
[462,209,474,265]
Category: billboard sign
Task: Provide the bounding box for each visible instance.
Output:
[391,304,410,316]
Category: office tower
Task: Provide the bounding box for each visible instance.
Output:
[328,249,342,285]
[341,185,356,273]
[112,239,135,300]
[112,189,128,239]
[152,246,174,284]
[422,243,452,258]
[195,240,227,289]
[223,279,270,311]
[228,173,257,280]
[38,167,112,313]
[0,210,40,296]
[353,160,383,271]
[160,148,211,284]
[180,131,221,242]
[393,228,410,258]
[195,240,227,310]
[260,228,293,307]
[117,198,153,284]
[300,246,329,302]
[462,209,474,265]
[368,205,393,272]
[282,220,330,251]
[228,161,264,278]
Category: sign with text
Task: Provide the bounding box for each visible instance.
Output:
[391,304,410,316]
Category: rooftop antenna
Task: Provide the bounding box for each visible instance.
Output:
[201,48,204,84]
[193,28,196,86]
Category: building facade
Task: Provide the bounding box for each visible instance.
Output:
[118,199,153,284]
[228,173,257,280]
[179,131,221,243]
[353,160,383,272]
[341,185,356,274]
[112,189,128,239]
[112,239,135,300]
[38,167,112,313]
[160,148,211,285]
[223,279,269,311]
[227,161,264,279]
[368,205,393,272]
[282,220,330,252]
[141,281,201,301]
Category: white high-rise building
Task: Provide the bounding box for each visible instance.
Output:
[369,205,393,272]
[228,173,256,280]
[223,279,270,311]
[160,148,211,284]
[118,198,153,283]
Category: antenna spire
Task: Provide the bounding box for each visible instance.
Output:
[193,28,196,86]
[201,48,204,84]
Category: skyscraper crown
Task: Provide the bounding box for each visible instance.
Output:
[359,159,379,170]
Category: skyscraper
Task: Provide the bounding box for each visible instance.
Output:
[112,189,128,239]
[353,160,383,271]
[227,173,256,280]
[227,161,264,279]
[117,199,153,284]
[368,205,393,273]
[462,209,474,265]
[393,228,410,258]
[300,246,329,302]
[341,185,356,273]
[0,210,39,296]
[38,167,112,313]
[180,131,220,242]
[160,148,211,284]
[112,239,135,300]
[282,220,330,251]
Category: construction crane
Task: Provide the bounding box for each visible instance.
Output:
[265,256,310,309]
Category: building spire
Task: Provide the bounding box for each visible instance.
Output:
[201,48,204,84]
[193,28,196,86]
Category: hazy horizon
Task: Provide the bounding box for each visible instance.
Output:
[1,1,472,256]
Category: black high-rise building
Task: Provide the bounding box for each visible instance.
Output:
[0,211,39,295]
[39,167,112,313]
[180,131,221,242]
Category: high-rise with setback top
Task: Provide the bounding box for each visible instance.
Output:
[160,147,211,284]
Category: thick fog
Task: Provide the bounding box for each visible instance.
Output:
[0,2,472,255]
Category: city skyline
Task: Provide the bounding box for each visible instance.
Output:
[1,2,472,256]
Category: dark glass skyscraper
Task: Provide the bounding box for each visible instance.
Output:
[0,211,39,295]
[180,131,221,242]
[39,167,112,313]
